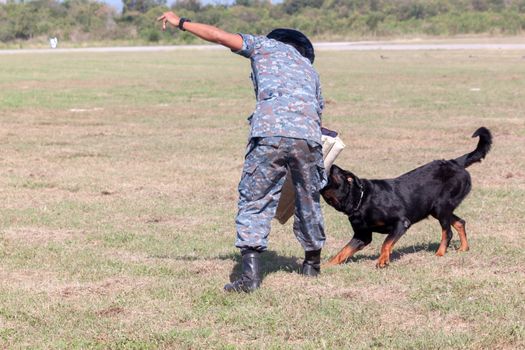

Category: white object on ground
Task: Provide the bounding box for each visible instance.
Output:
[49,37,58,49]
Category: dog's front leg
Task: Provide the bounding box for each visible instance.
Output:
[323,232,372,267]
[376,220,409,268]
[376,234,397,268]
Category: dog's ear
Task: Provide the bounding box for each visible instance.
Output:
[328,165,341,179]
[330,164,342,174]
[330,165,353,185]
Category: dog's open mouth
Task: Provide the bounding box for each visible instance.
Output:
[322,191,340,208]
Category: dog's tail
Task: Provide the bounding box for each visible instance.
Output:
[454,127,492,168]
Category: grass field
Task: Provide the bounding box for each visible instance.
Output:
[1,48,524,349]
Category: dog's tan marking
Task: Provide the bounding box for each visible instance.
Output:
[323,243,362,267]
[377,235,397,268]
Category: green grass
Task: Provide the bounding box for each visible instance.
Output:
[0,46,524,349]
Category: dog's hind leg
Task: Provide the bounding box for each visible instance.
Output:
[436,216,453,256]
[323,231,372,267]
[452,214,469,252]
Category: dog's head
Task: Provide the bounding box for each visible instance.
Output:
[321,164,360,213]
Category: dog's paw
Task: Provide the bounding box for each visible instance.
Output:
[376,260,389,269]
[456,246,470,252]
[435,245,448,256]
[322,257,341,268]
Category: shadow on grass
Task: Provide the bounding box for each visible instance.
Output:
[148,251,301,283]
[342,241,441,264]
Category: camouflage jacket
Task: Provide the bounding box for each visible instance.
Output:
[234,34,324,145]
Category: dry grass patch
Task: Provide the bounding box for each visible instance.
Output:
[0,268,59,293]
[3,227,84,244]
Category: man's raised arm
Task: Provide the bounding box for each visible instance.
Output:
[157,11,243,52]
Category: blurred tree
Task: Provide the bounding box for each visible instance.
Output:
[518,0,525,12]
[235,0,271,6]
[173,0,201,12]
[283,0,323,15]
[123,0,166,14]
[1,0,524,44]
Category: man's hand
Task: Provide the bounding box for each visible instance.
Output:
[157,12,180,31]
[156,11,243,51]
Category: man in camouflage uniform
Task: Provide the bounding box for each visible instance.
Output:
[158,13,327,293]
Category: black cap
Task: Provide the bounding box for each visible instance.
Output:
[267,28,315,64]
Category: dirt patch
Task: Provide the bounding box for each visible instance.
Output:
[184,259,233,277]
[140,215,208,229]
[0,268,151,299]
[95,306,125,317]
[58,277,150,298]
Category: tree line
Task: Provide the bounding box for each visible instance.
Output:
[1,0,525,45]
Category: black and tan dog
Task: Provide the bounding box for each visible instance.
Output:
[321,127,492,268]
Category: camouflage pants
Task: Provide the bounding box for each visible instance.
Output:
[235,136,327,252]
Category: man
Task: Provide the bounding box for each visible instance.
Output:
[158,12,326,293]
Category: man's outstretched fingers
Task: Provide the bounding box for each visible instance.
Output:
[157,12,179,31]
[156,15,166,30]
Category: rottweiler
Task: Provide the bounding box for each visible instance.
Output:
[321,127,492,268]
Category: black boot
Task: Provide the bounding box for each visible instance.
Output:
[301,249,321,277]
[224,249,261,293]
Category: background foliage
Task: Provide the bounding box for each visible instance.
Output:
[1,0,525,45]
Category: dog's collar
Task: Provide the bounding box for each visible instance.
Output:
[353,178,365,212]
